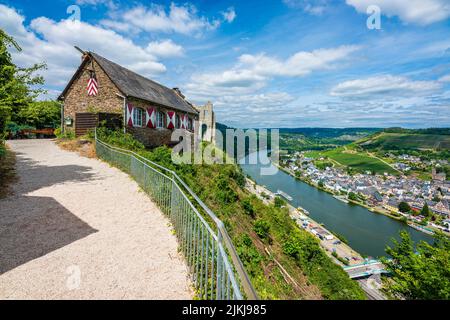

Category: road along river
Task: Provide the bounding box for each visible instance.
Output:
[240,152,434,258]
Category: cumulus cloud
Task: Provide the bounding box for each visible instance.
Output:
[331,75,442,98]
[186,45,360,100]
[0,4,168,97]
[146,39,184,58]
[101,3,234,36]
[346,0,450,25]
[237,45,360,77]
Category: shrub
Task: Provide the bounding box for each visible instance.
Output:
[215,174,238,205]
[274,196,286,208]
[97,128,144,150]
[253,219,270,240]
[56,129,75,140]
[242,196,256,218]
[0,143,5,158]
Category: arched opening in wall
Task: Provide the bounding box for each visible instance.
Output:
[201,124,208,139]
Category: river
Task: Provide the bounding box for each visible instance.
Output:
[240,152,434,258]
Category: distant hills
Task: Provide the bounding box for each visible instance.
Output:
[356,129,450,152]
[216,124,450,151]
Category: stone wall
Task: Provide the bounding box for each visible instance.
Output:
[196,102,216,143]
[125,97,198,148]
[62,57,123,132]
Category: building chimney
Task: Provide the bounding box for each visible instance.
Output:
[173,87,185,99]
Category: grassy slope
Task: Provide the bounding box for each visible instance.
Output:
[358,132,450,151]
[306,147,398,175]
[98,130,366,300]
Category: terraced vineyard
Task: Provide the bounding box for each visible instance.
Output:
[358,132,450,151]
[306,148,399,175]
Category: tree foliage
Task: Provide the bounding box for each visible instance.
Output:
[382,231,450,299]
[398,201,411,213]
[0,29,46,137]
[420,203,432,218]
[17,100,60,128]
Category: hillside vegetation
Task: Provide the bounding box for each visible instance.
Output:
[97,128,366,300]
[357,132,450,152]
[306,147,399,175]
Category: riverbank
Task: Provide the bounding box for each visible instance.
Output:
[274,163,446,237]
[245,178,365,267]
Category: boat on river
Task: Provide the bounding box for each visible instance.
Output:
[276,190,293,201]
[333,195,349,204]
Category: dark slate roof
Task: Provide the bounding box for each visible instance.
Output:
[59,51,197,114]
[91,53,198,114]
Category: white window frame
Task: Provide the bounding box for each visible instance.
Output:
[156,111,165,128]
[133,107,143,127]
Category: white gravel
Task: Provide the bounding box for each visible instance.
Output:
[0,139,193,299]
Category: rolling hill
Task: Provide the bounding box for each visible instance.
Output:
[356,129,450,152]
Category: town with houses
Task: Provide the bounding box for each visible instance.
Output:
[281,153,450,235]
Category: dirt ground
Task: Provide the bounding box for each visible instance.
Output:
[0,139,193,299]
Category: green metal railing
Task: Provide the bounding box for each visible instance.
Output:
[95,133,258,300]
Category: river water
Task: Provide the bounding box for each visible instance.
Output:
[240,152,434,258]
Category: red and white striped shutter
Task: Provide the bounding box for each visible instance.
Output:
[127,104,134,127]
[167,111,175,129]
[146,107,156,128]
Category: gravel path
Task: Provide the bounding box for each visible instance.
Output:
[0,139,193,299]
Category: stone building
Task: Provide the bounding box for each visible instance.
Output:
[58,50,199,148]
[195,101,216,144]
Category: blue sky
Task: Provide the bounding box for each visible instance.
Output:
[1,0,449,128]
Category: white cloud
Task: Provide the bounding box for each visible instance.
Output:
[222,7,237,23]
[331,75,442,98]
[146,39,184,58]
[238,45,360,77]
[186,45,360,101]
[0,4,167,91]
[102,3,221,36]
[283,0,329,15]
[439,74,450,82]
[346,0,450,25]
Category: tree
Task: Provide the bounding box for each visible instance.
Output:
[398,201,411,213]
[420,203,432,218]
[0,29,46,137]
[348,192,358,201]
[318,180,324,188]
[17,100,60,128]
[382,231,450,299]
[274,196,286,208]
